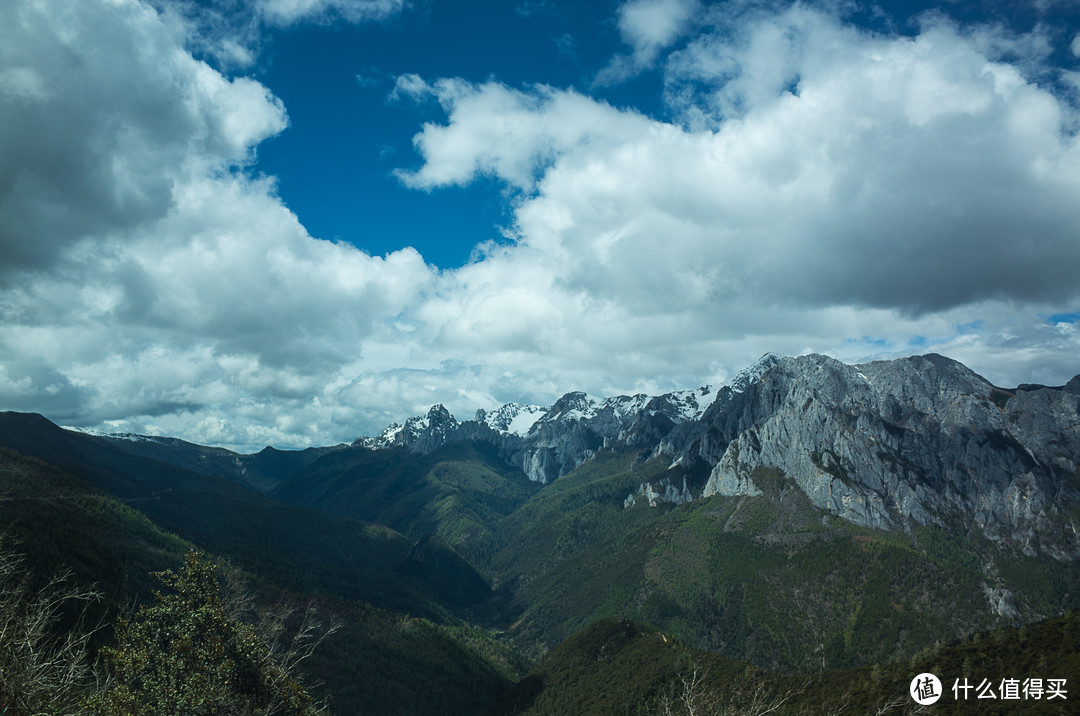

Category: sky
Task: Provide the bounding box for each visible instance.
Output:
[2,0,1080,452]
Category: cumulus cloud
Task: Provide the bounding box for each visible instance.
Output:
[619,0,701,61]
[0,0,286,274]
[596,0,701,85]
[398,6,1080,400]
[394,78,655,191]
[407,11,1080,317]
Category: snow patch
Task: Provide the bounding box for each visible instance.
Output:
[727,353,781,395]
[62,426,161,444]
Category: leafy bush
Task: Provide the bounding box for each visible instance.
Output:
[88,551,330,716]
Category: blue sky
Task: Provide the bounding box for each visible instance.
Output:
[253,0,1080,267]
[252,0,664,266]
[2,0,1080,450]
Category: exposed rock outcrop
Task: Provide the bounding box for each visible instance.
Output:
[672,354,1080,558]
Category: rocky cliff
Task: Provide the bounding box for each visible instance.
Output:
[662,354,1080,559]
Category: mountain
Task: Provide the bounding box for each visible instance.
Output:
[351,381,722,485]
[656,353,1080,560]
[351,352,1080,559]
[0,411,488,616]
[270,440,541,569]
[476,453,1080,672]
[302,352,1080,673]
[62,426,345,492]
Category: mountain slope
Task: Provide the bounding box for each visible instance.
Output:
[64,429,344,492]
[0,412,487,617]
[475,451,1080,673]
[0,446,194,605]
[0,434,525,714]
[272,439,542,569]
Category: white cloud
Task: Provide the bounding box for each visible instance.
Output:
[596,0,701,85]
[395,79,654,191]
[407,10,1080,316]
[0,0,432,449]
[389,72,436,103]
[0,0,287,274]
[256,0,404,26]
[619,0,701,62]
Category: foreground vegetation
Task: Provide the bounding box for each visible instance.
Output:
[0,541,327,715]
[488,614,1080,715]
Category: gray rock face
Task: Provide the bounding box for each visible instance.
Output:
[680,354,1080,559]
[624,476,694,508]
[357,352,1080,558]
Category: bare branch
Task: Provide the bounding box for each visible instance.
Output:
[0,535,103,714]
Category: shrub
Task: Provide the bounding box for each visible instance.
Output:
[88,550,330,716]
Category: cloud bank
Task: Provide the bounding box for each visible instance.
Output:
[2,0,1078,450]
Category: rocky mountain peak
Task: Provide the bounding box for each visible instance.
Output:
[730,352,782,393]
[686,353,1080,559]
[543,391,596,421]
[425,403,454,424]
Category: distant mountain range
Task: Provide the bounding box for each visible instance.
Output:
[351,352,1080,560]
[4,351,1079,712]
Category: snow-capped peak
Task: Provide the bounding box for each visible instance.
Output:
[475,403,546,437]
[599,393,651,420]
[354,355,786,456]
[356,404,458,451]
[727,353,781,394]
[539,391,598,423]
[662,386,717,422]
[355,422,404,450]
